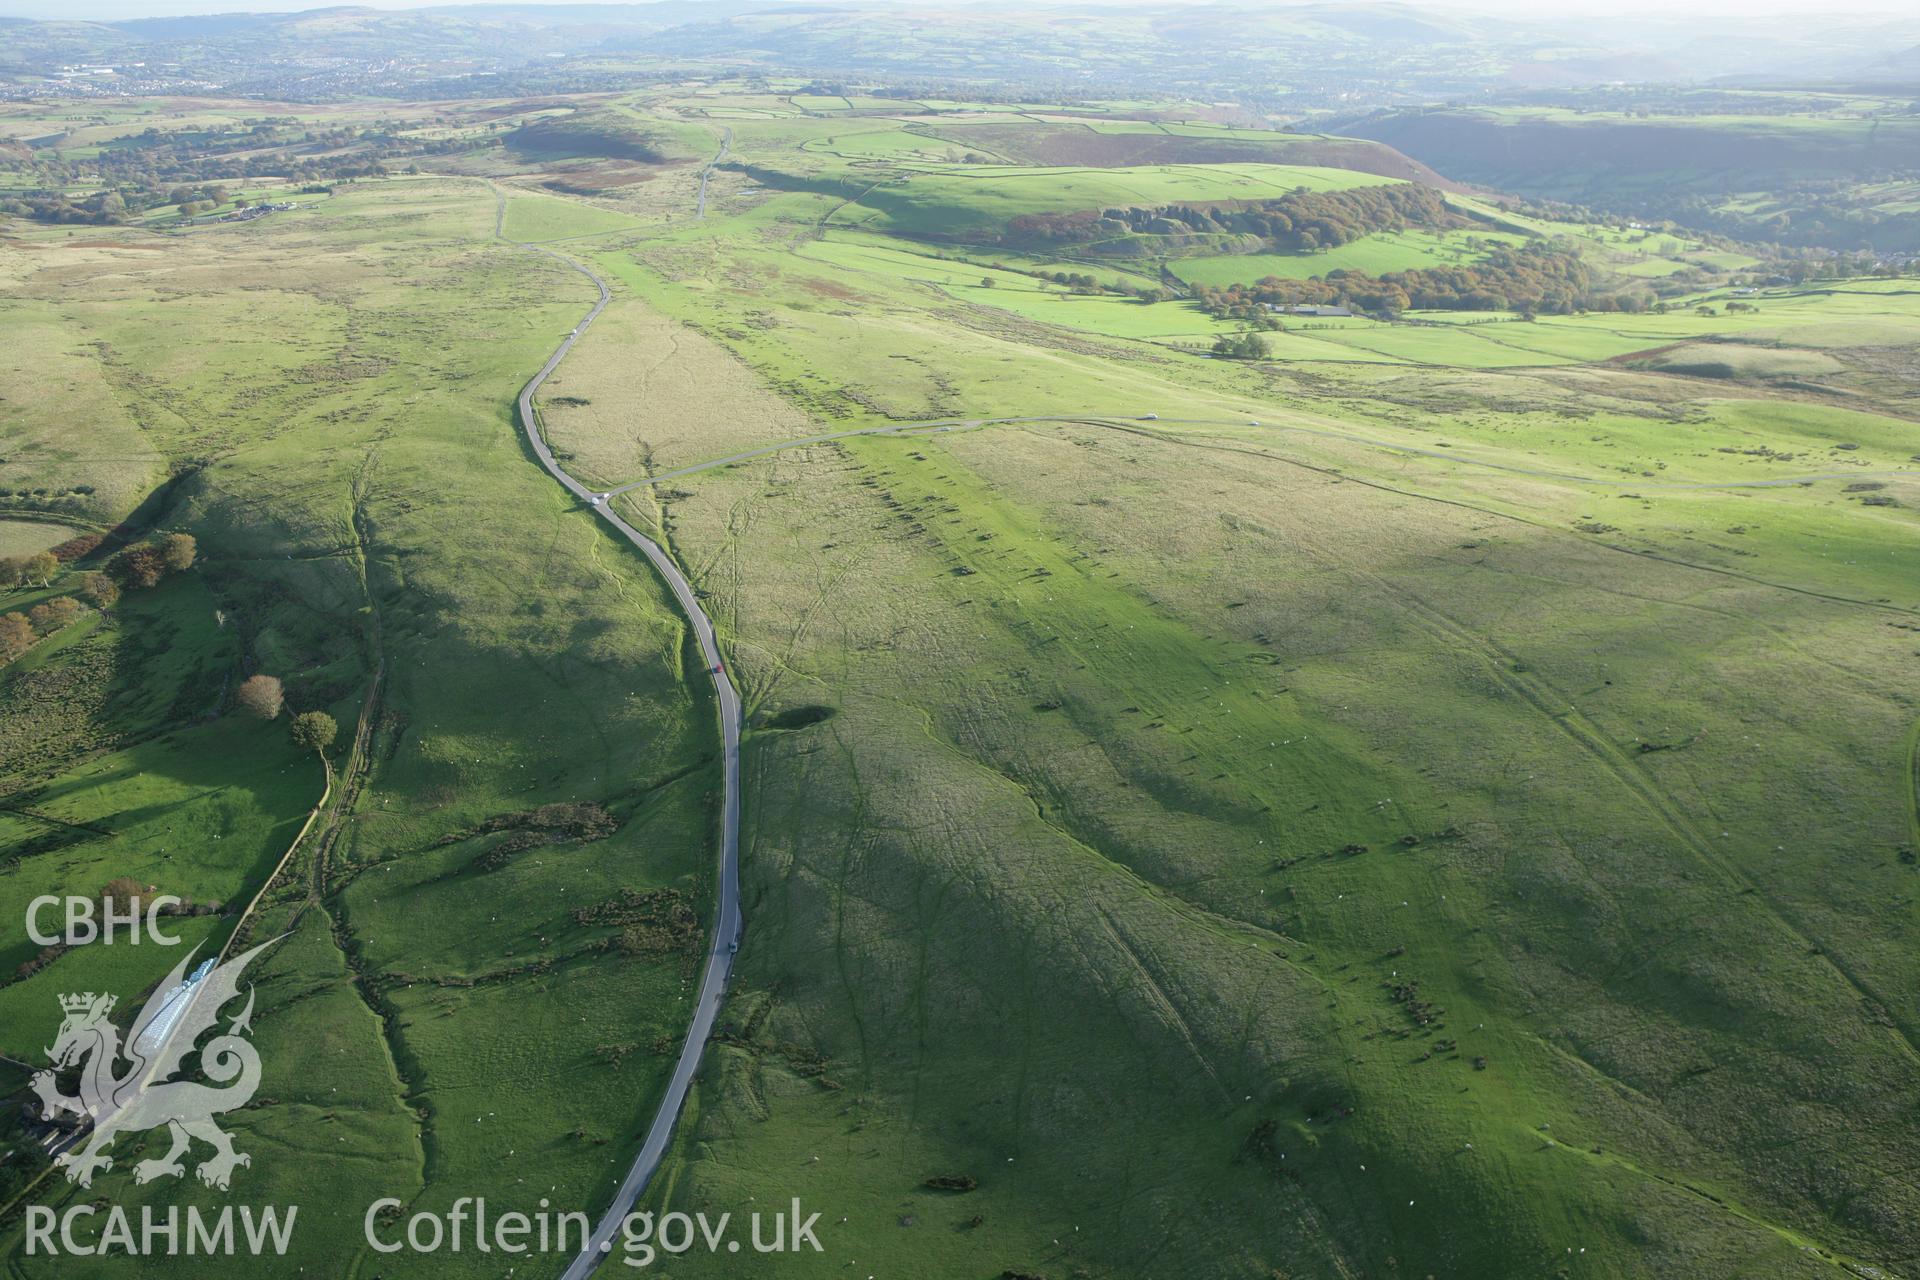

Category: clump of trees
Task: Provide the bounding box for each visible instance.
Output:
[983,264,1173,304]
[0,594,91,662]
[108,532,196,591]
[1036,268,1175,303]
[1212,332,1271,359]
[0,189,136,226]
[1193,243,1645,318]
[0,551,58,589]
[14,941,68,983]
[0,116,469,227]
[0,531,197,665]
[28,597,82,634]
[159,533,198,573]
[111,544,165,588]
[233,674,339,756]
[572,888,698,955]
[1004,183,1463,252]
[50,532,104,560]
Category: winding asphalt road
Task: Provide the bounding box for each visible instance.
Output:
[695,127,731,219]
[508,243,743,1280]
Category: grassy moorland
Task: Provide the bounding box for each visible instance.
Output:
[2,85,1918,1280]
[542,90,1916,1280]
[0,167,723,1276]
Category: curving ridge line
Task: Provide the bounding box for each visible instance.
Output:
[509,242,743,1280]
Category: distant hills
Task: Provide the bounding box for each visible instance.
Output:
[1859,42,1920,79]
[0,1,1914,102]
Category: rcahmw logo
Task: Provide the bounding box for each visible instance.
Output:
[25,940,300,1258]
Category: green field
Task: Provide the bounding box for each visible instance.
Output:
[0,519,80,556]
[499,189,653,242]
[828,162,1398,237]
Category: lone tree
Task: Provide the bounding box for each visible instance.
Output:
[81,572,120,611]
[234,673,285,720]
[100,876,149,913]
[159,532,197,573]
[0,612,33,661]
[289,710,338,754]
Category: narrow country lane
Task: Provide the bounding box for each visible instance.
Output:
[503,229,744,1280]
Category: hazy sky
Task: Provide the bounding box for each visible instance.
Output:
[7,0,1916,23]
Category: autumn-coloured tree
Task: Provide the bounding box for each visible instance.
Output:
[22,551,57,587]
[235,673,285,720]
[100,876,150,914]
[1185,239,1640,319]
[290,710,339,754]
[159,532,198,573]
[111,544,166,590]
[28,597,82,635]
[50,532,104,561]
[81,572,120,611]
[0,612,32,661]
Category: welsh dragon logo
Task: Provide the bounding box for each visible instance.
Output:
[31,941,275,1191]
